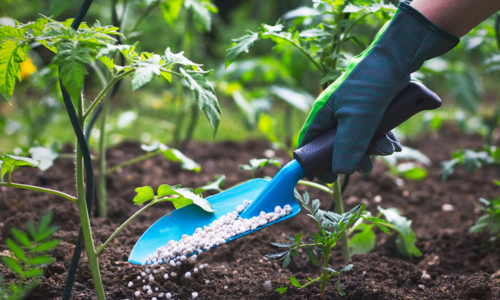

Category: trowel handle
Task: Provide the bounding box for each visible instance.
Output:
[293,81,441,181]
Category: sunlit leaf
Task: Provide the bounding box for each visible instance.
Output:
[195,175,225,193]
[157,184,214,212]
[131,54,161,91]
[133,186,155,205]
[225,31,259,68]
[0,40,26,103]
[161,0,183,27]
[29,146,59,171]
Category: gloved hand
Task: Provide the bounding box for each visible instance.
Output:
[297,1,459,183]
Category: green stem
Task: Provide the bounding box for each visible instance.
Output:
[301,276,321,288]
[0,182,77,203]
[333,180,350,264]
[106,151,161,175]
[83,69,135,121]
[129,0,160,33]
[319,246,330,298]
[288,38,325,75]
[180,102,199,151]
[97,96,111,218]
[75,125,105,300]
[297,180,333,196]
[96,201,153,256]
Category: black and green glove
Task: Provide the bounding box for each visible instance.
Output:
[297,1,459,183]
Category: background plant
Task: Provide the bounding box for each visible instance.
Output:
[0,211,60,300]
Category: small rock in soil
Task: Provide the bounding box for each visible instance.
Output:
[262,280,273,292]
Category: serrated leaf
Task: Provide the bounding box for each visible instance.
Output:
[132,54,161,91]
[11,229,30,248]
[6,239,26,262]
[265,251,288,259]
[52,42,92,101]
[163,47,202,68]
[157,184,214,212]
[161,0,183,27]
[282,252,291,269]
[271,242,293,248]
[180,68,220,138]
[50,0,71,17]
[305,244,318,266]
[26,255,54,265]
[184,0,217,31]
[0,25,28,41]
[160,147,201,172]
[225,31,259,68]
[2,257,22,275]
[1,154,39,177]
[133,186,155,205]
[29,146,58,171]
[289,276,302,287]
[0,40,26,103]
[195,175,225,194]
[98,56,115,70]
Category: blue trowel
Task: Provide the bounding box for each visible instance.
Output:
[129,82,441,265]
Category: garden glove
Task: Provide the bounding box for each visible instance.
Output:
[297,1,459,183]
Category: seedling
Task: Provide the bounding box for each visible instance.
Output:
[0,211,59,300]
[239,158,280,179]
[440,146,500,181]
[267,190,390,298]
[349,207,422,259]
[469,180,500,242]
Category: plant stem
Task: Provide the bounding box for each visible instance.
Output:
[301,276,321,288]
[297,180,333,196]
[180,102,199,151]
[0,182,77,203]
[75,129,105,300]
[96,201,153,256]
[129,0,160,33]
[97,96,111,218]
[319,246,330,299]
[83,69,134,121]
[106,151,161,175]
[333,180,350,264]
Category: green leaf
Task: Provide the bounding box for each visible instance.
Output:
[469,215,489,234]
[33,226,57,243]
[299,28,331,39]
[50,0,71,17]
[378,206,421,258]
[349,224,376,254]
[448,68,483,114]
[319,68,341,85]
[195,175,225,194]
[1,154,39,178]
[269,85,313,112]
[133,186,155,205]
[240,158,280,173]
[161,0,183,27]
[23,268,44,278]
[52,42,92,101]
[265,251,288,259]
[6,239,26,262]
[131,54,161,91]
[157,184,214,212]
[0,40,26,103]
[35,240,60,252]
[282,252,291,269]
[270,242,293,248]
[341,264,353,272]
[11,229,30,248]
[439,158,460,181]
[312,199,320,214]
[0,25,28,41]
[225,31,259,68]
[184,0,218,31]
[396,163,427,181]
[98,56,115,70]
[180,68,220,138]
[305,244,318,266]
[26,255,54,265]
[162,47,202,68]
[323,267,337,274]
[289,276,302,287]
[276,287,288,294]
[2,257,22,275]
[335,276,345,296]
[29,146,59,171]
[160,147,201,172]
[38,210,54,234]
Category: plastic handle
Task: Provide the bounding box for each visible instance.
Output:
[293,81,442,180]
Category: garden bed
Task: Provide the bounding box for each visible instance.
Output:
[1,126,500,300]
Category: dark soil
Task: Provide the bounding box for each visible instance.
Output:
[2,126,500,300]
